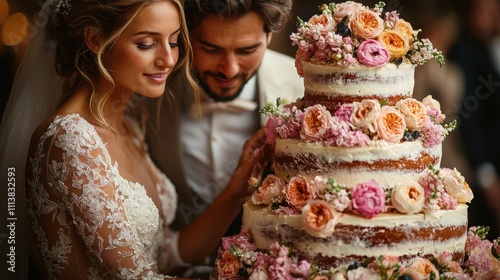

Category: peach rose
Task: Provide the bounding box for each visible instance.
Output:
[248,266,268,280]
[295,49,313,77]
[422,95,445,122]
[333,1,364,23]
[378,29,409,60]
[285,176,316,209]
[421,95,441,111]
[312,276,330,280]
[406,258,439,280]
[302,200,339,238]
[440,168,474,203]
[252,174,285,206]
[301,104,333,141]
[308,13,336,32]
[350,10,384,39]
[395,98,427,131]
[376,106,406,143]
[347,267,381,280]
[217,251,240,279]
[393,19,414,41]
[391,181,425,214]
[330,272,347,280]
[351,99,381,134]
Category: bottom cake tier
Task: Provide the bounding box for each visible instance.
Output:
[243,201,468,269]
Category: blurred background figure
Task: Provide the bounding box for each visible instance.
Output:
[448,0,500,240]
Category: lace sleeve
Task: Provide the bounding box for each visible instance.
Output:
[27,115,173,279]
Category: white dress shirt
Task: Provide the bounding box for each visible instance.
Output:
[180,76,259,203]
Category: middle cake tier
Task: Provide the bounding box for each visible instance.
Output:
[274,138,442,189]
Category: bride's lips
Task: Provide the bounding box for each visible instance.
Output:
[144,73,168,83]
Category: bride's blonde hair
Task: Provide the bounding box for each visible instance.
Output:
[50,0,196,129]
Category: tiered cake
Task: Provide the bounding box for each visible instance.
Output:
[215,2,500,279]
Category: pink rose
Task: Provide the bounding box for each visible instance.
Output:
[217,251,240,279]
[265,115,279,143]
[302,200,339,238]
[252,174,285,206]
[395,98,427,131]
[351,179,386,218]
[440,168,474,203]
[301,104,333,141]
[356,39,390,67]
[435,251,452,267]
[391,181,425,214]
[333,1,364,23]
[350,10,384,39]
[406,258,439,280]
[376,106,406,143]
[285,176,316,208]
[351,99,381,134]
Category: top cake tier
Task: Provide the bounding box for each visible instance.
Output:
[302,62,415,113]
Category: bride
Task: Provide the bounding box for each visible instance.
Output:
[0,0,268,278]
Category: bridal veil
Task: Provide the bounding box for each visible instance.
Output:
[0,0,64,277]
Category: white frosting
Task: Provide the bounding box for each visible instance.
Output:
[243,202,468,262]
[274,139,442,188]
[303,62,415,99]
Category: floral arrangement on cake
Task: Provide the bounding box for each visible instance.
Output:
[216,226,500,280]
[248,164,472,233]
[261,96,456,149]
[290,1,445,76]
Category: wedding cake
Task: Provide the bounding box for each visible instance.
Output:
[215,2,500,279]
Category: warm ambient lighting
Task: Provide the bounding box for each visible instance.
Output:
[0,0,8,26]
[2,12,30,46]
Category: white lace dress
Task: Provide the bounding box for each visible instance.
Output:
[26,114,186,279]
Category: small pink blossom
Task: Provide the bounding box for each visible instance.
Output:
[335,103,354,123]
[351,179,386,218]
[356,39,390,67]
[421,118,442,147]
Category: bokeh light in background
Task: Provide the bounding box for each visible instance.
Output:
[0,0,9,25]
[2,12,30,46]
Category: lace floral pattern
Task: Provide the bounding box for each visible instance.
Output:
[26,114,179,279]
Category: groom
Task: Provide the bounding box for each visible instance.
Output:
[145,0,303,234]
